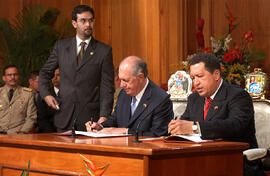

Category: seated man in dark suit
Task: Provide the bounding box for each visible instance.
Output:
[86,56,174,137]
[168,53,265,176]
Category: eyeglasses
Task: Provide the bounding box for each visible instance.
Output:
[78,18,94,24]
[5,73,19,77]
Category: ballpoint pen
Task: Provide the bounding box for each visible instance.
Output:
[168,116,179,134]
[90,117,93,131]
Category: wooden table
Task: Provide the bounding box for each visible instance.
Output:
[0,134,249,176]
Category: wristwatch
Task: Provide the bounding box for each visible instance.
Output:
[192,121,198,133]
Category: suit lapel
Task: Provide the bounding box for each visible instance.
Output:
[121,96,132,126]
[193,95,205,121]
[205,82,227,121]
[128,84,152,126]
[66,37,77,71]
[77,37,97,71]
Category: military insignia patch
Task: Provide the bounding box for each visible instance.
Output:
[23,87,32,92]
[18,97,25,104]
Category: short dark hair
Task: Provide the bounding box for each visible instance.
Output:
[134,58,148,78]
[29,70,39,80]
[189,53,221,73]
[2,64,18,76]
[72,5,95,21]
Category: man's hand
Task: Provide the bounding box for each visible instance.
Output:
[85,121,103,132]
[44,95,59,110]
[98,116,107,123]
[168,120,194,135]
[98,128,127,134]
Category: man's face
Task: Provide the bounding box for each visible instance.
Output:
[119,67,144,97]
[190,62,220,98]
[52,69,60,88]
[2,67,19,88]
[72,11,94,40]
[29,76,39,92]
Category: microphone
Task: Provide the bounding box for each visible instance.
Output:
[70,103,83,138]
[70,90,98,138]
[133,94,171,143]
[70,103,95,138]
[70,105,78,138]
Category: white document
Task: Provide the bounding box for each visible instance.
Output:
[75,131,131,138]
[173,134,213,143]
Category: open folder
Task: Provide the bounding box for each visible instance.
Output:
[75,131,131,138]
[164,134,214,143]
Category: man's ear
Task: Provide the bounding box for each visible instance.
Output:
[72,20,77,29]
[138,73,145,79]
[213,69,221,80]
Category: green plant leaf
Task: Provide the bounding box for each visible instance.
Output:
[20,170,25,176]
[0,4,74,87]
[26,160,30,176]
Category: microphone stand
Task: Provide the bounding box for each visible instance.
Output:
[70,104,80,138]
[132,94,170,143]
[70,116,78,138]
[70,121,77,138]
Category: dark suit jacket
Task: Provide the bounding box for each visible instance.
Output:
[39,37,114,131]
[181,81,258,148]
[102,79,174,137]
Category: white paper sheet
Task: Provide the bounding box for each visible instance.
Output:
[75,131,131,138]
[174,134,213,143]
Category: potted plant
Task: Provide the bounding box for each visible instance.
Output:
[0,5,74,86]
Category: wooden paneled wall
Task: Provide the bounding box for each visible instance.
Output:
[201,0,270,97]
[0,0,269,94]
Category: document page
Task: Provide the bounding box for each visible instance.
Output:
[75,131,131,138]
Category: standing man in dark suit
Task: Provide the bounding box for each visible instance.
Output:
[86,56,173,137]
[39,5,114,132]
[168,53,264,176]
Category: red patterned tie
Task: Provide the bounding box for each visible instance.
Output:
[204,97,212,120]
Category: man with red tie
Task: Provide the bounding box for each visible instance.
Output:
[168,53,264,176]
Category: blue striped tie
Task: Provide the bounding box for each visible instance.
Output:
[131,96,137,117]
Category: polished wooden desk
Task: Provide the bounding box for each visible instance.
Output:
[0,134,248,176]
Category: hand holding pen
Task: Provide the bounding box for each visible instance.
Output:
[85,118,103,132]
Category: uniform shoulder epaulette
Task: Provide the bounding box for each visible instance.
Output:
[23,87,33,92]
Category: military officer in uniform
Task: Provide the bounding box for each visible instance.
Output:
[0,64,37,134]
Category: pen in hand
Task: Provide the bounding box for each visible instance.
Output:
[90,117,93,131]
[168,116,179,134]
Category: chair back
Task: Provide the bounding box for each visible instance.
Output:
[253,99,270,167]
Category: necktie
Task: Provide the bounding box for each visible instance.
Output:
[77,41,86,65]
[9,89,14,101]
[131,96,137,117]
[204,97,212,120]
[34,92,39,105]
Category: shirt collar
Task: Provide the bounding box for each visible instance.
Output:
[209,79,223,100]
[76,35,91,47]
[54,86,59,95]
[135,78,149,103]
[4,85,17,92]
